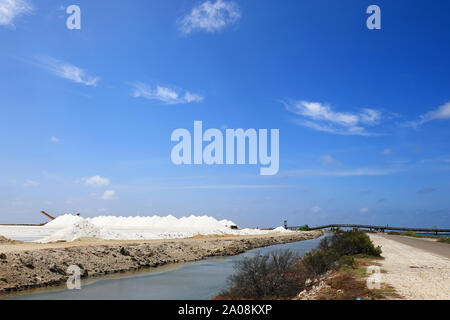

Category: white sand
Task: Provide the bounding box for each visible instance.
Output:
[369,234,450,300]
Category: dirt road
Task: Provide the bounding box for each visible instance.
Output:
[379,234,449,259]
[369,233,450,300]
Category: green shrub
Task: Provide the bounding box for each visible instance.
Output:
[319,231,382,257]
[300,249,340,276]
[338,255,355,267]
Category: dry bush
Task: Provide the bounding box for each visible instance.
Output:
[219,249,307,299]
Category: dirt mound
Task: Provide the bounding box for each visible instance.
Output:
[0,236,21,244]
[190,234,239,239]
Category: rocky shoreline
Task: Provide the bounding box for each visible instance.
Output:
[0,231,321,295]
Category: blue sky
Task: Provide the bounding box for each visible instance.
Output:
[1,0,449,228]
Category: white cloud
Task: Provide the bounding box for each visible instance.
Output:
[24,179,39,186]
[360,108,381,125]
[184,91,204,103]
[83,175,110,187]
[291,101,359,126]
[0,0,33,27]
[285,101,382,136]
[382,148,392,155]
[131,82,203,104]
[311,206,321,213]
[36,57,100,87]
[179,0,241,34]
[320,155,341,167]
[411,102,450,127]
[50,136,60,143]
[101,190,116,200]
[360,207,369,213]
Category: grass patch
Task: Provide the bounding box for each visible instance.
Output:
[395,231,435,238]
[437,237,450,244]
[388,231,450,241]
[315,273,386,300]
[339,265,367,278]
[402,231,425,238]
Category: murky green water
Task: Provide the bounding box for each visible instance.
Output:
[7,235,329,300]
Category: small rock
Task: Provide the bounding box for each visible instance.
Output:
[119,247,131,256]
[49,263,66,275]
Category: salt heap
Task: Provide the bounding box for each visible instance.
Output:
[39,214,292,242]
[40,220,122,243]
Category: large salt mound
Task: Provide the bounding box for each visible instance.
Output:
[39,220,122,243]
[40,214,292,242]
[47,214,236,231]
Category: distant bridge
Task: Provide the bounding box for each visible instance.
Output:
[285,223,450,235]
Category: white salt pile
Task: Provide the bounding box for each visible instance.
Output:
[37,214,292,243]
[46,214,237,231]
[40,220,122,243]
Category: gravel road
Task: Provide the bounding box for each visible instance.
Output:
[369,233,450,300]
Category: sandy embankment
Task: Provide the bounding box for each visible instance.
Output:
[0,231,321,294]
[369,234,450,300]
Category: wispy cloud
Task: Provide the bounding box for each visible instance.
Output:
[285,100,383,136]
[35,57,100,87]
[82,175,110,187]
[131,82,203,104]
[320,155,341,167]
[417,187,435,195]
[409,102,450,127]
[101,190,116,200]
[179,0,241,34]
[0,0,33,27]
[419,156,450,164]
[281,168,395,178]
[50,136,60,143]
[382,148,392,155]
[24,179,39,186]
